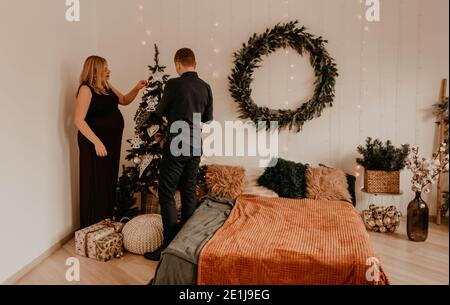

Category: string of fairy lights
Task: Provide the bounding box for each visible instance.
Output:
[355,0,372,179]
[131,0,393,181]
[212,19,221,79]
[284,0,292,157]
[415,1,423,149]
[285,0,292,108]
[137,3,151,47]
[134,0,308,111]
[136,1,224,81]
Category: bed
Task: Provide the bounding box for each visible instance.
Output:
[152,194,389,285]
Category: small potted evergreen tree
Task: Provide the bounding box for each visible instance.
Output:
[356,137,409,194]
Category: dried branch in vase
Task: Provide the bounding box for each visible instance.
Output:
[405,143,449,194]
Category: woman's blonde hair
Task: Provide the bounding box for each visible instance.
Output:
[78,55,110,95]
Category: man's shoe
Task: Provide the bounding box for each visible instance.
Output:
[144,247,164,261]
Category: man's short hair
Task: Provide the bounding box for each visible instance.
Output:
[174,48,196,67]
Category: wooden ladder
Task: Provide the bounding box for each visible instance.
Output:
[436,79,448,225]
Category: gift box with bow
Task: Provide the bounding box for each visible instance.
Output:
[75,219,125,260]
[95,232,124,262]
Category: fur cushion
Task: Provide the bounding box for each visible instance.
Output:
[205,164,246,200]
[318,164,357,206]
[306,167,352,202]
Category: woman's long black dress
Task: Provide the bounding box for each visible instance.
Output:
[78,85,124,228]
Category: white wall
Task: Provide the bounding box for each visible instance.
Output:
[95,0,448,214]
[0,0,96,283]
[0,0,448,283]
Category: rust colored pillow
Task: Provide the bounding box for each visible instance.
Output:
[306,167,352,203]
[205,164,246,200]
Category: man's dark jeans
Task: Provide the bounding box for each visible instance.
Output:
[158,150,201,247]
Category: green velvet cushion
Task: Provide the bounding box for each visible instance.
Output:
[257,158,308,199]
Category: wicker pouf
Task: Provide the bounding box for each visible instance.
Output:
[122,214,163,255]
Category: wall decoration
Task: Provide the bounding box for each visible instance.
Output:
[228,20,338,132]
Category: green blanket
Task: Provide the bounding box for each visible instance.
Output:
[153,196,234,285]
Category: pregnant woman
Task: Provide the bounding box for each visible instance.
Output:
[75,56,147,228]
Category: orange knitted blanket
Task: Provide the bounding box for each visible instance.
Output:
[198,195,389,285]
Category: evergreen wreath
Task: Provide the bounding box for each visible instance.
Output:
[228,20,338,132]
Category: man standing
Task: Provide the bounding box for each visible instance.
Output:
[144,48,213,261]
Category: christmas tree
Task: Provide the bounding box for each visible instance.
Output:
[114,44,170,219]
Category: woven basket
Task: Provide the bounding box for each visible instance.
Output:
[122,214,163,255]
[364,170,400,194]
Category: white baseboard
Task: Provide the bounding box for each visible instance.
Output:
[2,231,75,285]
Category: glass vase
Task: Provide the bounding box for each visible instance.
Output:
[407,192,429,242]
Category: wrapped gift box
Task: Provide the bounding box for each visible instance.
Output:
[75,219,125,259]
[95,232,124,262]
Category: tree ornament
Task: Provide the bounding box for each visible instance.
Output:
[147,125,160,138]
[130,136,144,149]
[146,97,158,112]
[133,156,142,165]
[138,154,154,178]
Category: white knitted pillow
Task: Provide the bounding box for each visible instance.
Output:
[122,214,163,255]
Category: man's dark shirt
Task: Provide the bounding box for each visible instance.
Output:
[156,71,213,156]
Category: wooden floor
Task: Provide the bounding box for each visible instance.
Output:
[367,217,449,285]
[15,239,158,285]
[14,218,448,285]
